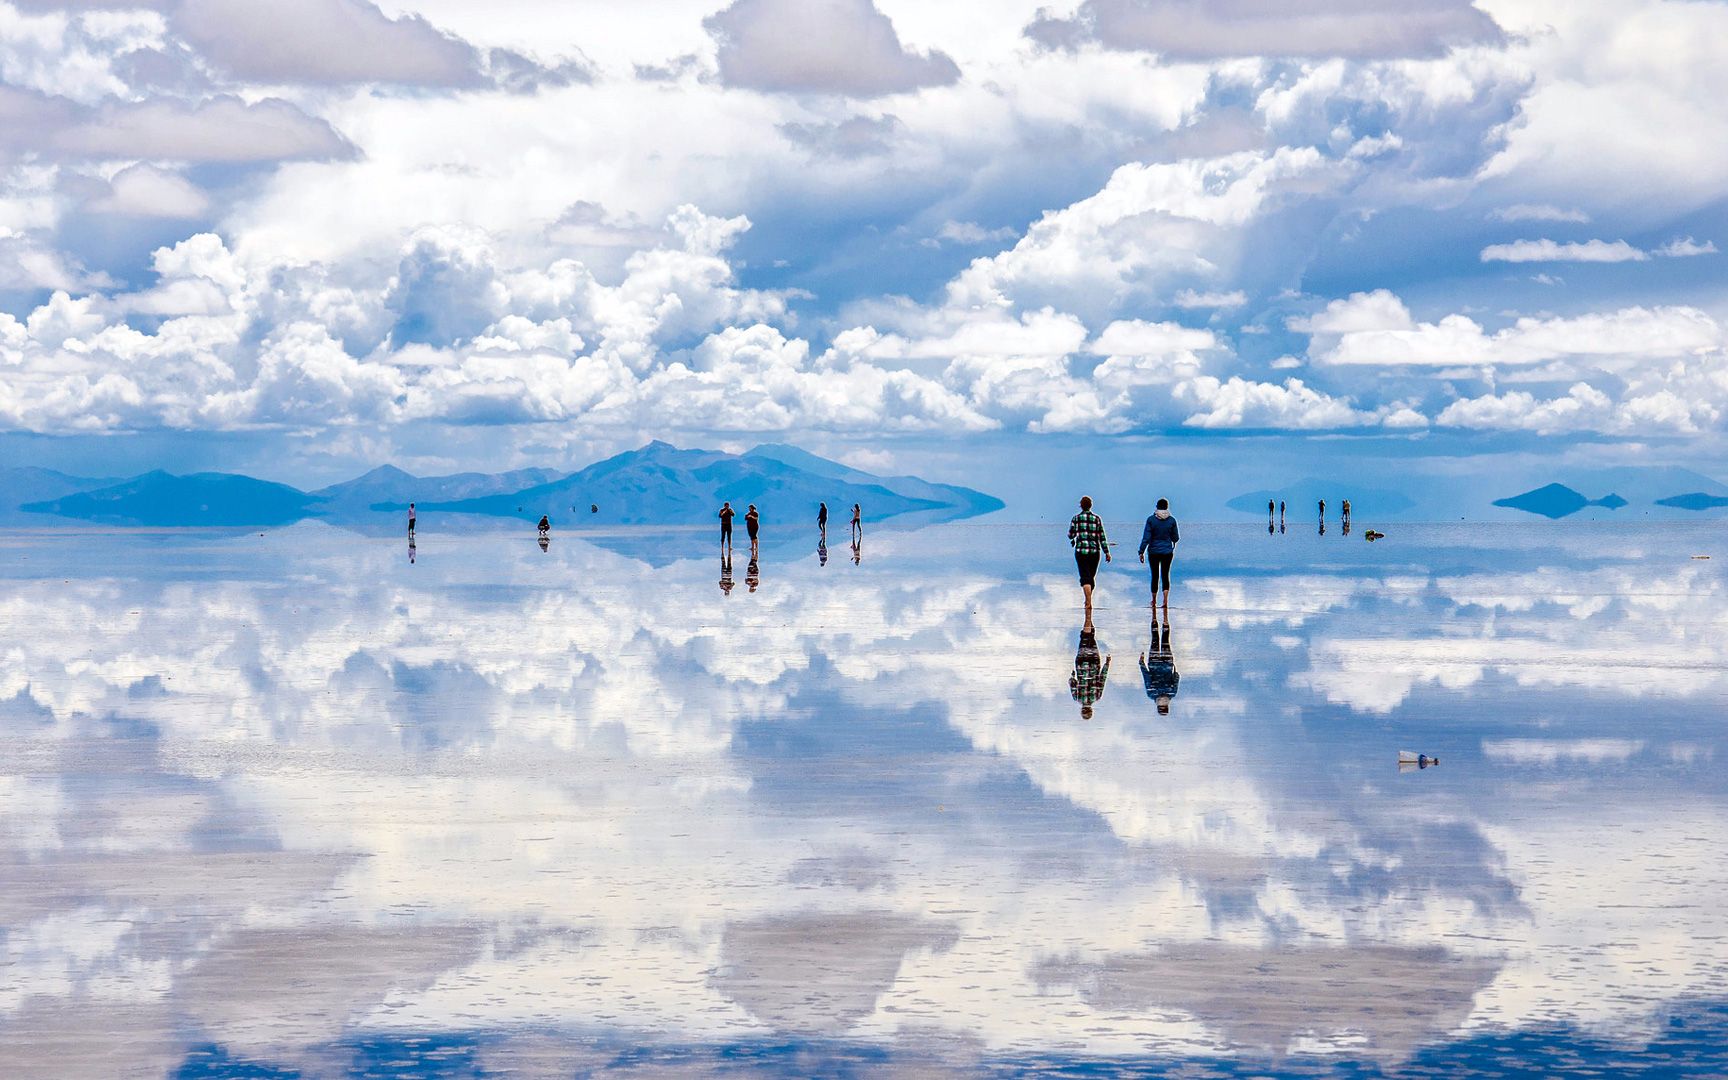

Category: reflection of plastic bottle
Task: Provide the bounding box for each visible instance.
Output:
[1398,750,1440,769]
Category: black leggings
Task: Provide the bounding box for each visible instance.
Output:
[1147,553,1173,592]
[1075,550,1101,587]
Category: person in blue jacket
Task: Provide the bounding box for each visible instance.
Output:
[1137,498,1180,619]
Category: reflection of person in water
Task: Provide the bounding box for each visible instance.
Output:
[746,556,760,592]
[1279,500,1286,533]
[818,538,828,566]
[1139,621,1179,715]
[1069,616,1111,719]
[537,535,549,553]
[719,554,734,595]
[408,536,416,564]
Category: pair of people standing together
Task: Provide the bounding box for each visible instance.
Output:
[1067,496,1180,617]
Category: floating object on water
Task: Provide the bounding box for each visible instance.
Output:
[1365,530,1385,542]
[1399,750,1439,769]
[590,504,598,513]
[1693,555,1711,560]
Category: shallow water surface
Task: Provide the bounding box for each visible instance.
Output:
[1,522,1725,1076]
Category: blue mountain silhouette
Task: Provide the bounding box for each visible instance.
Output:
[1492,483,1626,519]
[1226,479,1413,518]
[23,471,318,526]
[410,441,1002,525]
[1657,492,1728,511]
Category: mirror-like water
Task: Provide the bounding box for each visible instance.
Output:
[2,522,1725,1077]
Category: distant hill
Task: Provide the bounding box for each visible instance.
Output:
[313,465,566,513]
[745,444,1004,517]
[0,467,118,523]
[413,441,1001,525]
[1492,483,1626,520]
[23,471,319,527]
[1226,479,1413,518]
[1557,466,1728,504]
[1657,492,1728,511]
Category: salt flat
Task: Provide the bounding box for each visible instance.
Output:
[1,521,1724,1077]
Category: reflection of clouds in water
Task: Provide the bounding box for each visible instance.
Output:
[1298,564,1728,714]
[0,528,1723,1068]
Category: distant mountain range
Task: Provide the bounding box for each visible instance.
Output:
[1226,479,1414,518]
[3,443,1002,529]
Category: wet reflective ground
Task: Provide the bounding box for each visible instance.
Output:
[1,521,1725,1077]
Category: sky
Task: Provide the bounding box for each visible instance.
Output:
[0,0,1725,491]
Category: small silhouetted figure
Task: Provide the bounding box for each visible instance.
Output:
[851,537,861,565]
[1267,498,1275,521]
[1068,495,1111,616]
[1069,616,1110,720]
[408,536,416,564]
[590,504,598,514]
[1279,500,1286,531]
[1138,498,1179,621]
[850,503,862,542]
[1318,498,1326,525]
[746,556,760,593]
[720,554,734,595]
[818,539,829,566]
[1343,518,1352,537]
[818,502,828,540]
[719,501,735,554]
[745,504,760,556]
[1319,519,1326,536]
[538,536,549,553]
[407,502,416,537]
[1140,621,1179,716]
[1341,499,1351,525]
[537,515,550,539]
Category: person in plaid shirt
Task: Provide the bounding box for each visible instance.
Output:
[1068,495,1111,614]
[1069,615,1110,719]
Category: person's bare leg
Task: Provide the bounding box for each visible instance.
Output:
[1083,582,1093,615]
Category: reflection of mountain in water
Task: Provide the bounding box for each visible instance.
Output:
[1493,483,1625,519]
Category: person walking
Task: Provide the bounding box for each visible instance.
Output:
[745,504,760,556]
[1137,498,1180,621]
[850,503,862,542]
[718,501,735,554]
[818,501,828,540]
[1067,495,1111,615]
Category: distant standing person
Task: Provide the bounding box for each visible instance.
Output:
[718,501,735,554]
[1067,495,1111,615]
[818,501,828,540]
[1138,497,1179,620]
[1318,498,1325,523]
[850,503,862,542]
[407,502,416,537]
[746,504,760,555]
[1341,499,1352,524]
[1279,500,1286,530]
